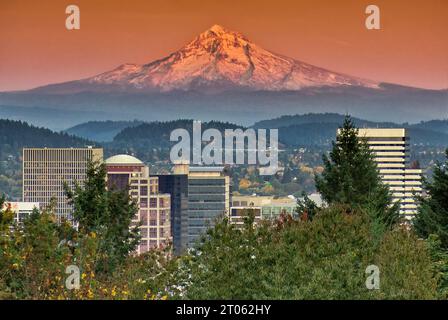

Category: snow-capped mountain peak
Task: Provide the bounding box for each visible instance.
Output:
[84,24,379,92]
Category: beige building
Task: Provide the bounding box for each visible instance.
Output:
[22,147,103,222]
[105,155,171,254]
[2,202,40,224]
[230,195,297,227]
[357,128,422,218]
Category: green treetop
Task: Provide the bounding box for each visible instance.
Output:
[64,160,140,274]
[414,149,448,249]
[315,115,399,227]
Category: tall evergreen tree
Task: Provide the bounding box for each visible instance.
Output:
[64,161,140,273]
[414,149,448,249]
[315,115,399,227]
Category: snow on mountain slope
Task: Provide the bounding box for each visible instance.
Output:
[83,24,379,92]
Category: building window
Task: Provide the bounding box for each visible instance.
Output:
[149,228,157,238]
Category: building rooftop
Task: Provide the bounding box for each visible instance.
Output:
[105,154,144,165]
[189,166,225,172]
[357,128,407,138]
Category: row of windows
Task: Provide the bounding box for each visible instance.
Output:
[138,239,169,252]
[23,150,95,162]
[131,197,170,208]
[188,179,226,186]
[366,137,407,142]
[189,204,227,210]
[137,227,169,238]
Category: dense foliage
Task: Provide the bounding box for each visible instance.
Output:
[64,161,141,274]
[0,172,178,300]
[183,206,439,299]
[414,150,448,249]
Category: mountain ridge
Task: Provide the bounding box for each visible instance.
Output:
[0,25,446,124]
[27,24,379,94]
[62,113,448,147]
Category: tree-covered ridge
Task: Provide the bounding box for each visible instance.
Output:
[65,120,144,142]
[412,120,448,134]
[61,114,448,147]
[253,112,395,129]
[0,119,95,159]
[0,119,98,199]
[115,119,244,140]
[253,113,448,147]
[254,112,448,131]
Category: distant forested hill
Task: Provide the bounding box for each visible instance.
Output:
[410,120,448,134]
[253,113,398,129]
[0,119,95,159]
[113,120,245,148]
[0,119,96,199]
[58,114,448,150]
[254,113,448,147]
[69,114,448,148]
[65,120,144,142]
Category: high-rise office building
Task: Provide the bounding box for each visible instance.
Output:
[357,128,422,218]
[128,175,171,254]
[187,166,230,248]
[105,155,171,254]
[23,147,103,222]
[155,174,189,255]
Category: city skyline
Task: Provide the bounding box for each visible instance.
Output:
[1,0,447,303]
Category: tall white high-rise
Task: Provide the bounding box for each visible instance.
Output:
[357,128,422,218]
[22,147,103,222]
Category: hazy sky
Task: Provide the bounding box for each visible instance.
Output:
[0,0,447,91]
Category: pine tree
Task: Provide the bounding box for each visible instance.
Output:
[414,149,448,249]
[315,115,399,227]
[296,193,318,221]
[64,160,140,273]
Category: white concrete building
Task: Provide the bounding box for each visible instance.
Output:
[2,202,40,224]
[357,128,422,218]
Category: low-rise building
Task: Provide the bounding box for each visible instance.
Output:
[2,202,40,224]
[230,195,297,227]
